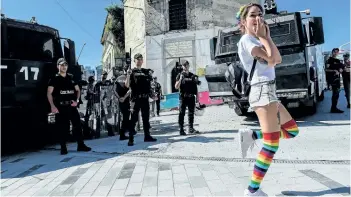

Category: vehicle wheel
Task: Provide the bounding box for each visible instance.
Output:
[307,86,318,115]
[307,99,317,115]
[234,103,248,116]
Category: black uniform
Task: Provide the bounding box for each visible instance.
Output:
[342,59,350,107]
[154,81,162,116]
[326,57,343,112]
[150,81,157,117]
[115,74,130,139]
[177,72,199,134]
[48,74,86,148]
[129,68,156,144]
[83,82,96,139]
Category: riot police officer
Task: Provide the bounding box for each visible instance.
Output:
[47,58,91,155]
[83,75,96,139]
[153,77,163,116]
[150,77,157,117]
[94,71,115,136]
[115,65,131,141]
[125,53,157,146]
[175,60,200,135]
[326,48,344,113]
[342,53,350,108]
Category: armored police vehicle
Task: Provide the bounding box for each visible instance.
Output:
[1,15,82,153]
[205,10,326,116]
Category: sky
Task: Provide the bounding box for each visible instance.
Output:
[2,0,350,69]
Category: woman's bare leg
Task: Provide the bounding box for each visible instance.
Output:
[247,102,280,194]
[253,103,299,140]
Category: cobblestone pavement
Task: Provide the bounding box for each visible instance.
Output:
[1,91,350,196]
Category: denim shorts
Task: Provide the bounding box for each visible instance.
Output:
[249,80,279,108]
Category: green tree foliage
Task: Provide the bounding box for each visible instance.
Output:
[105,5,125,52]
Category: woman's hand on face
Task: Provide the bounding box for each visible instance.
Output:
[255,17,267,38]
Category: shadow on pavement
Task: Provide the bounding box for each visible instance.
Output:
[0,117,233,180]
[1,91,349,182]
[281,186,350,196]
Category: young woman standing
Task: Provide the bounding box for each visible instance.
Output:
[236,3,300,196]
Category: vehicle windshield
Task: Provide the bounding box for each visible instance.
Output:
[2,26,62,62]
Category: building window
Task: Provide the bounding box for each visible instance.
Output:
[169,0,187,31]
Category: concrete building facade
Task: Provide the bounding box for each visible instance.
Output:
[124,0,263,94]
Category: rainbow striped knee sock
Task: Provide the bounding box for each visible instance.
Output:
[253,119,299,140]
[248,131,280,193]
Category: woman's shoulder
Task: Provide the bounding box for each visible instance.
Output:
[238,34,248,45]
[239,34,259,45]
[239,34,251,41]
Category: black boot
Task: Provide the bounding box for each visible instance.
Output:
[61,144,68,155]
[144,135,157,142]
[330,108,344,113]
[119,128,128,140]
[128,131,134,146]
[180,126,186,136]
[120,135,129,141]
[128,137,134,146]
[106,122,115,137]
[77,143,92,152]
[189,127,200,134]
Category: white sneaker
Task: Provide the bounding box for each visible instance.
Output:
[244,189,268,196]
[238,129,255,158]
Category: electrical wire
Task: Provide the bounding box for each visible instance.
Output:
[54,0,97,40]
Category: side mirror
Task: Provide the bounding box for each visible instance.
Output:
[64,39,77,67]
[308,17,324,45]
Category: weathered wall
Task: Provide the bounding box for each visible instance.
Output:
[145,0,260,36]
[145,0,168,35]
[124,0,147,68]
[102,32,116,80]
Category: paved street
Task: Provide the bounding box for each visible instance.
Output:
[1,91,350,196]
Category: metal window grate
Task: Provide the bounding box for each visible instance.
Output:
[169,0,187,31]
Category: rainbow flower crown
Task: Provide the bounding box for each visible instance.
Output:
[236,5,246,25]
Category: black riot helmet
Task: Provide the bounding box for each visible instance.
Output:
[88,76,95,83]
